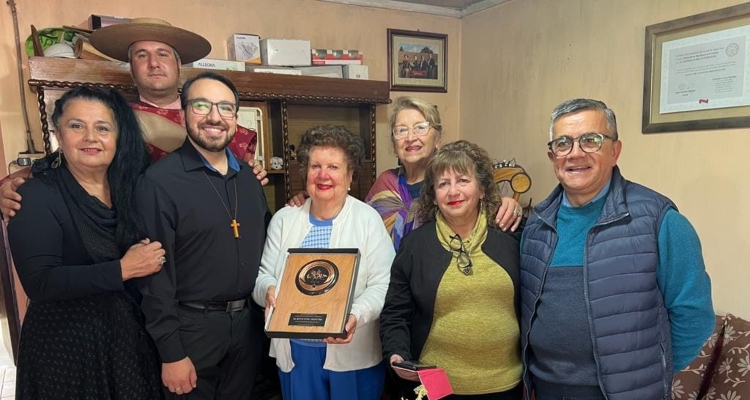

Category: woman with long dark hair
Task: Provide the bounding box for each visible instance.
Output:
[8,87,165,399]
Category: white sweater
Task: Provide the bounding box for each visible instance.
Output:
[252,196,395,372]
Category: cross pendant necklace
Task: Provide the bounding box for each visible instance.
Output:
[203,171,240,238]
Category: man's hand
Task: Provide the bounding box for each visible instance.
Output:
[390,354,420,382]
[495,196,523,232]
[324,314,357,345]
[1,177,26,223]
[249,161,269,186]
[162,357,197,395]
[287,191,307,207]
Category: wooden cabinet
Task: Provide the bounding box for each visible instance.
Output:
[27,57,390,212]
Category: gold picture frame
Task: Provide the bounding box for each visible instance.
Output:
[643,3,750,133]
[388,29,447,92]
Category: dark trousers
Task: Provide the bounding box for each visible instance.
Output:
[164,304,263,400]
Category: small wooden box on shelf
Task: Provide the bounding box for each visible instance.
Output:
[27,57,390,212]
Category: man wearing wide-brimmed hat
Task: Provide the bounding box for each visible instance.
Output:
[88,17,260,165]
[0,18,269,219]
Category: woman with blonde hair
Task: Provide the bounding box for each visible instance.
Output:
[366,97,522,250]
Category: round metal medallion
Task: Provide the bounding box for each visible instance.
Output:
[296,259,339,296]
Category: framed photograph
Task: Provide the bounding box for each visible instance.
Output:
[388,29,447,92]
[643,3,750,133]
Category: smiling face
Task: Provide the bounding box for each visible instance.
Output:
[55,99,118,176]
[129,40,181,102]
[548,109,622,206]
[306,146,353,208]
[392,108,440,175]
[182,78,237,153]
[434,167,484,226]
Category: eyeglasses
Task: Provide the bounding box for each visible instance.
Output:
[449,234,473,276]
[392,121,431,139]
[547,132,615,157]
[186,99,237,119]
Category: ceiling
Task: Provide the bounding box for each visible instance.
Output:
[316,0,513,18]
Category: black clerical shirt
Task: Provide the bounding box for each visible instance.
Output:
[136,139,271,362]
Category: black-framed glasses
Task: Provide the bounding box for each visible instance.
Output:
[392,121,431,139]
[186,99,237,119]
[547,132,615,157]
[449,234,473,276]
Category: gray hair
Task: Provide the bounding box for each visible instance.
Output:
[548,98,618,141]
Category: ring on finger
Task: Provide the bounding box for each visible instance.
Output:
[158,256,166,266]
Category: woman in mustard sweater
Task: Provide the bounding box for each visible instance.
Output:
[380,140,522,400]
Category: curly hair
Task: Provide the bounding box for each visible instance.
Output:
[417,140,500,227]
[51,86,150,251]
[296,125,364,185]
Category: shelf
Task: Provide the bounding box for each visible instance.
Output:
[27,57,391,104]
[27,57,388,212]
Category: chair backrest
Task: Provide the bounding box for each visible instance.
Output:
[492,161,531,201]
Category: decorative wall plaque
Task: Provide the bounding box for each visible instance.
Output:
[265,248,360,339]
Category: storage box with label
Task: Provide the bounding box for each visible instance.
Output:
[343,65,368,80]
[295,66,343,79]
[260,39,311,66]
[189,58,246,71]
[227,33,261,64]
[246,66,303,76]
[311,49,364,65]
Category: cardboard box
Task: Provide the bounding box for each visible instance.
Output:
[189,58,246,71]
[246,66,302,76]
[260,39,311,66]
[295,66,343,79]
[343,65,369,80]
[311,49,364,65]
[89,15,131,30]
[227,33,261,64]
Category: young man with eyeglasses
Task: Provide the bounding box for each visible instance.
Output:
[136,72,271,400]
[519,98,714,400]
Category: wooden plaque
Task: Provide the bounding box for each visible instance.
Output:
[265,248,360,339]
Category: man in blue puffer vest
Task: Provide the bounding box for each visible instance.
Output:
[519,98,714,400]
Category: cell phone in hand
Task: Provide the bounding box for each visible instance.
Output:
[391,360,437,371]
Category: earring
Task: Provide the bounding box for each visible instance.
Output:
[51,150,62,169]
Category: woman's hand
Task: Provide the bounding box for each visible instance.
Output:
[324,314,357,345]
[495,196,523,232]
[390,354,420,382]
[264,286,277,321]
[120,238,166,280]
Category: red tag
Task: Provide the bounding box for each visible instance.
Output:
[418,368,453,400]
